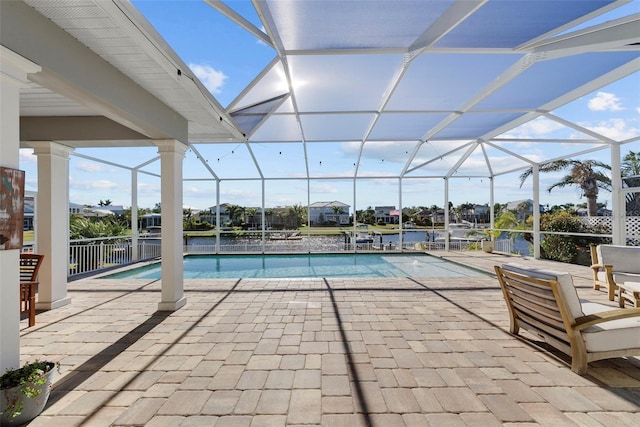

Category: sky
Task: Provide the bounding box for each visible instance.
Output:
[18,0,640,213]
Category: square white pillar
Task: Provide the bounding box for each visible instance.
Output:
[155,140,187,311]
[0,47,41,372]
[28,141,74,310]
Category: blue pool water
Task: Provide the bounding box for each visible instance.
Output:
[106,254,487,279]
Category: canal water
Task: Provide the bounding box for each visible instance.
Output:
[185,230,531,255]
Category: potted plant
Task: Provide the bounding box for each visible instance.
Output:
[1,360,58,425]
[481,238,495,253]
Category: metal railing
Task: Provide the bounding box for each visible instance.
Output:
[493,239,513,254]
[69,235,161,277]
[60,232,515,277]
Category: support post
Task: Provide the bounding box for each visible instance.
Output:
[155,139,188,311]
[489,177,495,234]
[0,47,40,372]
[533,165,541,258]
[444,178,450,251]
[131,169,139,261]
[398,178,403,250]
[611,144,625,245]
[29,141,74,310]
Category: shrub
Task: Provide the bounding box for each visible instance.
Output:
[540,211,605,264]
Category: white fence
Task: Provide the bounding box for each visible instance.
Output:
[579,216,640,244]
[69,235,161,277]
[186,238,511,254]
[61,233,514,277]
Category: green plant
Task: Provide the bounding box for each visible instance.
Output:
[1,360,57,419]
[474,211,522,242]
[539,211,605,264]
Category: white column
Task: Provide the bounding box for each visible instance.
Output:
[0,48,40,371]
[29,141,74,310]
[0,46,40,373]
[489,177,495,231]
[444,178,450,251]
[131,169,139,261]
[215,180,221,253]
[155,139,187,311]
[352,177,357,253]
[611,144,625,245]
[261,179,266,253]
[532,165,541,258]
[398,178,403,249]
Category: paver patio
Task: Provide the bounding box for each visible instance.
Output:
[19,252,640,426]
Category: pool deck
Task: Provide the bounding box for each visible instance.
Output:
[20,251,640,426]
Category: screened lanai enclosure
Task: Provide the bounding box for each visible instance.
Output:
[4,0,640,258]
[50,0,639,255]
[2,0,639,371]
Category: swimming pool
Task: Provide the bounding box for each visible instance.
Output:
[106,253,487,279]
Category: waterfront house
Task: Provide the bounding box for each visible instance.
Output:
[308,201,350,226]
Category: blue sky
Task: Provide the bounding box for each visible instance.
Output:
[18,0,640,212]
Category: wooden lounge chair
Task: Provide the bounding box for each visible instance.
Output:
[590,244,640,302]
[495,263,640,374]
[19,253,44,327]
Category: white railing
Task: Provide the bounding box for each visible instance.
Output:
[184,238,510,255]
[64,233,514,277]
[69,235,161,277]
[493,239,513,254]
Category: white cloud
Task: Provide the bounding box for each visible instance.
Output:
[310,183,338,194]
[583,118,639,141]
[70,179,121,191]
[189,63,227,94]
[19,149,37,164]
[75,161,108,173]
[505,117,565,139]
[183,186,216,199]
[588,92,623,111]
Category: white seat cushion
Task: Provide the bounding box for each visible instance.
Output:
[613,272,640,284]
[579,303,640,353]
[596,270,640,285]
[502,263,583,320]
[581,314,640,352]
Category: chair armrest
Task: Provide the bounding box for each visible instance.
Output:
[20,281,38,286]
[590,263,613,271]
[573,308,640,331]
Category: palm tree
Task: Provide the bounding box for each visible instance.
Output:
[225,204,244,226]
[264,208,274,228]
[520,159,611,217]
[331,205,344,224]
[357,206,375,225]
[246,207,258,228]
[288,204,305,228]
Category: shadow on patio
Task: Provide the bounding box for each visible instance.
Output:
[19,253,640,426]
